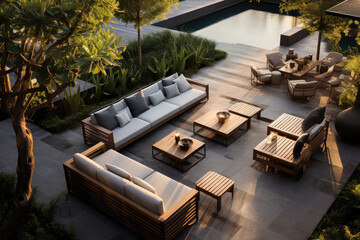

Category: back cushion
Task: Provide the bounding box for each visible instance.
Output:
[94,106,119,130]
[142,83,160,105]
[73,153,104,179]
[172,74,192,93]
[125,183,165,215]
[124,91,149,117]
[97,169,130,195]
[293,133,309,159]
[302,107,326,131]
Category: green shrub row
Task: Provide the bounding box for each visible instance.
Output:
[309,165,360,240]
[0,173,76,240]
[36,30,227,133]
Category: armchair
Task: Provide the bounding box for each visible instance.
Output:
[322,52,343,67]
[288,80,318,100]
[266,52,285,71]
[312,65,335,87]
[250,64,272,85]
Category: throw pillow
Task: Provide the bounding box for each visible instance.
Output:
[115,109,131,127]
[111,100,133,118]
[106,163,132,181]
[124,91,149,117]
[132,176,157,194]
[162,72,178,86]
[164,84,180,98]
[293,133,309,159]
[301,107,326,132]
[172,74,192,93]
[148,90,165,106]
[94,107,118,130]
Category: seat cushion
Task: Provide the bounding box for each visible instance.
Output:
[125,91,149,117]
[97,168,130,195]
[137,101,180,127]
[73,153,104,179]
[125,182,165,215]
[144,171,192,211]
[165,88,206,110]
[94,149,154,179]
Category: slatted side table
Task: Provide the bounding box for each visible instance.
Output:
[228,102,262,129]
[195,171,234,211]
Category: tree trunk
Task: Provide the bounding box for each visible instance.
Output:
[137,27,142,66]
[316,31,322,61]
[3,115,35,240]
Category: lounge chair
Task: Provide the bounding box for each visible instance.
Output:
[266,52,286,71]
[288,80,318,101]
[312,65,335,88]
[250,64,272,85]
[321,52,343,67]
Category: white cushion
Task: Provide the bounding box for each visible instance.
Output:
[137,101,180,127]
[125,182,165,215]
[164,84,180,98]
[142,83,160,105]
[172,74,192,93]
[106,163,132,181]
[133,176,156,194]
[115,109,131,127]
[73,153,103,179]
[144,171,192,210]
[112,118,151,148]
[94,149,154,179]
[97,168,130,195]
[165,88,207,110]
[148,90,165,106]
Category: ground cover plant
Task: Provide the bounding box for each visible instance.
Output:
[0,172,76,240]
[309,165,360,240]
[37,30,227,133]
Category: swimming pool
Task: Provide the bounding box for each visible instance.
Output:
[177,2,298,50]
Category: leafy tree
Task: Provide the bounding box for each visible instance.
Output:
[0,0,125,239]
[116,0,178,65]
[279,0,350,60]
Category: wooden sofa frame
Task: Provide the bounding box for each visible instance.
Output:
[82,77,209,150]
[254,117,329,177]
[63,142,199,240]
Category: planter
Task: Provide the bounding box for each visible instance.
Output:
[335,87,360,143]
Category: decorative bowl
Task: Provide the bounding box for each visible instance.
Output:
[289,62,295,68]
[178,138,193,149]
[216,111,230,124]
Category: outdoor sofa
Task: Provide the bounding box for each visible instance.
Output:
[82,73,209,150]
[63,142,199,240]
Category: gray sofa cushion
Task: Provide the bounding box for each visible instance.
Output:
[162,73,178,86]
[111,118,152,149]
[165,88,207,110]
[137,102,180,127]
[97,168,130,195]
[293,133,309,159]
[148,90,165,106]
[115,109,131,127]
[125,91,149,117]
[73,153,104,179]
[302,107,326,131]
[94,149,154,179]
[172,74,192,93]
[125,182,165,215]
[164,84,180,98]
[142,83,160,105]
[144,171,192,211]
[94,106,118,130]
[112,100,133,118]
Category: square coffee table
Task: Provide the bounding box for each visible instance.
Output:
[152,131,206,172]
[193,109,248,146]
[228,102,262,129]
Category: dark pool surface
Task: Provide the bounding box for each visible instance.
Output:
[177,2,299,50]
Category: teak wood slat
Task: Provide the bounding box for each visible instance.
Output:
[63,142,199,240]
[195,171,234,211]
[267,113,304,140]
[228,102,262,128]
[82,78,209,150]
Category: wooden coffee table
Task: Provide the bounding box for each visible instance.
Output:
[152,131,205,172]
[193,109,248,146]
[229,102,262,129]
[195,171,234,211]
[279,60,320,78]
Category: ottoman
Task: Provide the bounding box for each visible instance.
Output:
[271,71,282,85]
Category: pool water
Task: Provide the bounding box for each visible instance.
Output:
[178,3,298,50]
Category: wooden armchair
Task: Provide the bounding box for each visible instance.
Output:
[288,80,318,101]
[250,64,272,85]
